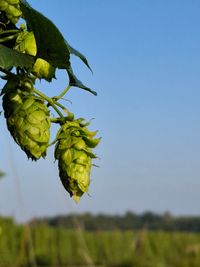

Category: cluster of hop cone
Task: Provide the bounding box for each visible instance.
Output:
[0,0,100,202]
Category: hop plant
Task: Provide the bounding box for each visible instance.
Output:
[0,0,100,202]
[55,119,100,202]
[2,79,51,160]
[14,30,56,81]
[0,0,22,24]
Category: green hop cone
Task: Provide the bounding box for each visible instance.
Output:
[2,79,51,160]
[55,119,100,203]
[32,58,56,82]
[0,0,22,24]
[15,30,56,81]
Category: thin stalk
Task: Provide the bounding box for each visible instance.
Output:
[54,101,74,119]
[0,29,19,36]
[0,33,19,43]
[50,117,67,124]
[33,88,64,118]
[54,85,71,100]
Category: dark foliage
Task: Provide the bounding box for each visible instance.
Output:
[29,211,200,232]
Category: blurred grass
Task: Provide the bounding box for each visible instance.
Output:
[1,217,200,267]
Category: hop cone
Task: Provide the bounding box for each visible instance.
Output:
[55,119,100,202]
[15,30,56,81]
[2,79,51,160]
[0,0,22,24]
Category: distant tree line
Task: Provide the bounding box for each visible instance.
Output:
[28,211,200,232]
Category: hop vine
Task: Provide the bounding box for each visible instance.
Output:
[0,0,100,202]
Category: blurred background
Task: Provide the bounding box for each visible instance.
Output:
[1,0,200,266]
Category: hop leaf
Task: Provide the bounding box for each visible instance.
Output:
[20,0,70,68]
[55,119,100,202]
[0,44,34,69]
[2,79,51,160]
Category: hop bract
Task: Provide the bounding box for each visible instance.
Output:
[55,119,100,203]
[0,0,22,24]
[2,79,51,160]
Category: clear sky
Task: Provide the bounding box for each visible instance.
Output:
[1,0,200,222]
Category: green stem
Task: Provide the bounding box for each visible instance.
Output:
[0,29,19,36]
[50,117,67,123]
[33,88,64,118]
[53,85,71,100]
[54,101,74,120]
[0,33,19,43]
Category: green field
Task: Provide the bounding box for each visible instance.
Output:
[1,217,200,267]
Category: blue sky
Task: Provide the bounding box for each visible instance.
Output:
[1,0,200,221]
